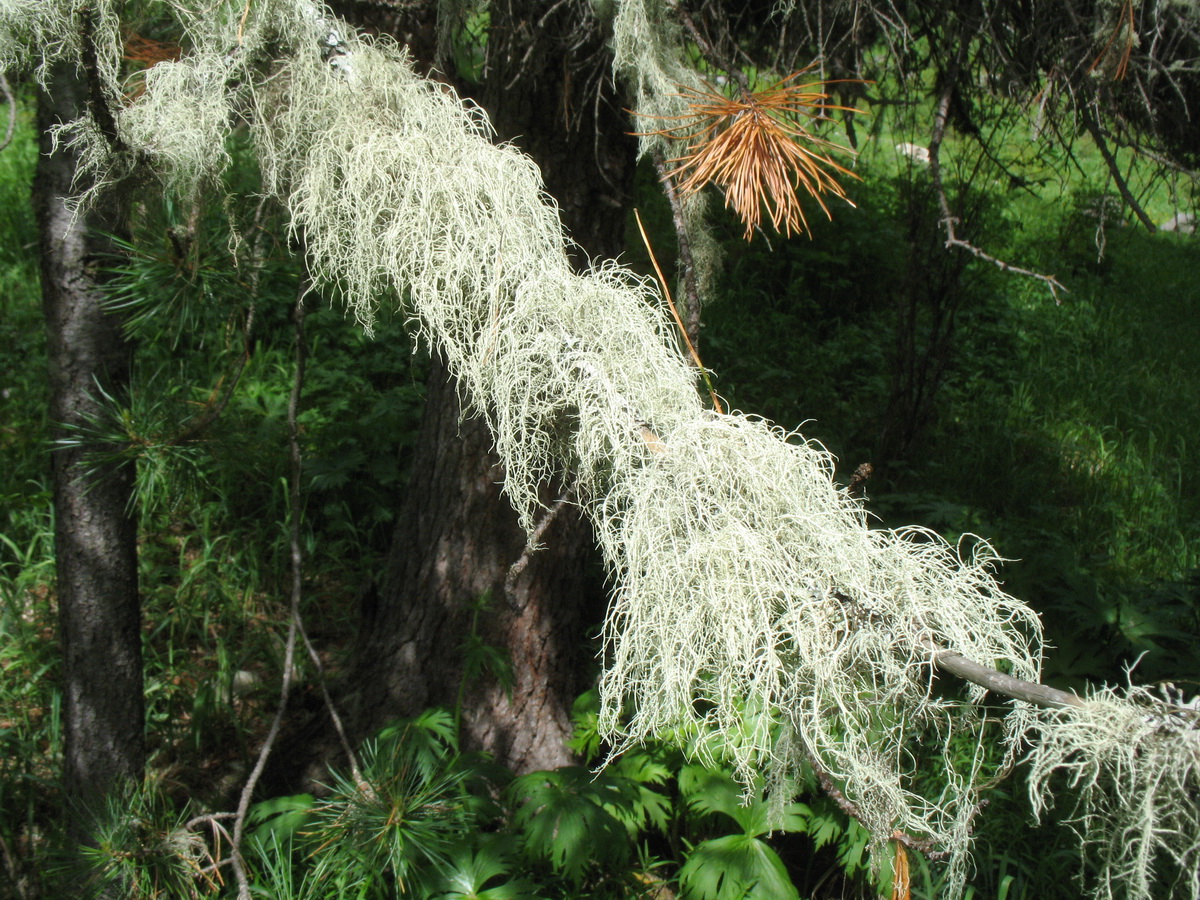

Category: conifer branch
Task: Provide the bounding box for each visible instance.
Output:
[641,70,861,240]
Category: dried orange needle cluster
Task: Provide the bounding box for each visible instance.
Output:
[650,70,861,240]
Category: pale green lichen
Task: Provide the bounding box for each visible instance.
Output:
[1027,683,1200,900]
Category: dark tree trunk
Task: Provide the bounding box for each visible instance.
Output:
[35,62,142,807]
[351,0,635,773]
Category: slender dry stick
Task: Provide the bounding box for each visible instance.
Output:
[0,71,16,153]
[651,149,702,351]
[928,29,1066,301]
[633,208,723,413]
[237,0,253,47]
[230,273,309,900]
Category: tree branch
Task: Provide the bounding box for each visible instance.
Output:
[1081,104,1157,231]
[923,639,1084,709]
[928,28,1066,302]
[0,71,15,153]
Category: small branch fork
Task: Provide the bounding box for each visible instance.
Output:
[216,271,361,897]
[0,71,16,153]
[928,31,1066,302]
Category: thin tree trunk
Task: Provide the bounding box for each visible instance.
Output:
[35,61,142,807]
[351,0,635,773]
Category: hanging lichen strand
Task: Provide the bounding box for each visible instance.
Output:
[3,1,1196,897]
[1026,684,1200,900]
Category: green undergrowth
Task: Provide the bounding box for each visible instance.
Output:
[59,698,895,900]
[0,105,428,893]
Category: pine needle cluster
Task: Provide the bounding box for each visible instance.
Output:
[648,72,860,239]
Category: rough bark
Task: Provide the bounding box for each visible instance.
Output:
[35,62,142,806]
[351,0,635,773]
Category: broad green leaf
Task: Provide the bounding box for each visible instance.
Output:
[679,833,800,900]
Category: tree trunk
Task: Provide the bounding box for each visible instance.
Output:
[35,62,142,807]
[351,0,635,773]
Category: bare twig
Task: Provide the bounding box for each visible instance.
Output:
[928,31,1066,302]
[0,71,16,152]
[230,273,309,900]
[185,810,238,832]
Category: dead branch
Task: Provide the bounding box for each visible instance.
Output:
[1081,103,1157,231]
[923,639,1084,710]
[928,31,1066,302]
[0,71,15,152]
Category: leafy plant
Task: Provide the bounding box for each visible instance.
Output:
[63,781,218,900]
